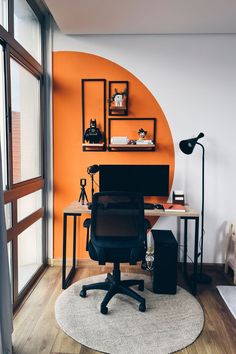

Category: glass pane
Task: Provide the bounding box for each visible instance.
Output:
[7,242,12,293]
[14,0,41,62]
[18,219,43,293]
[0,0,8,29]
[17,190,42,222]
[0,44,7,190]
[11,58,41,184]
[5,203,12,229]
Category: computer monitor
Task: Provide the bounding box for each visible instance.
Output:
[99,164,169,197]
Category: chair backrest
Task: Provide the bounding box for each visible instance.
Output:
[90,192,145,249]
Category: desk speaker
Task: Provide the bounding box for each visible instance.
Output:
[152,230,178,294]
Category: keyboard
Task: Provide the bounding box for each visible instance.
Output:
[144,203,155,210]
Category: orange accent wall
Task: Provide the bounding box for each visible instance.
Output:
[53,51,174,260]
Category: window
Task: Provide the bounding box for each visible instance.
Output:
[18,219,43,293]
[10,58,41,184]
[4,203,12,229]
[0,0,47,311]
[7,242,12,295]
[0,0,8,30]
[14,0,41,62]
[17,190,42,222]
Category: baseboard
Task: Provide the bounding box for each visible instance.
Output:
[202,263,224,271]
[47,257,53,266]
[178,262,224,271]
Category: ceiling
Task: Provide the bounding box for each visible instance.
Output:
[44,0,236,35]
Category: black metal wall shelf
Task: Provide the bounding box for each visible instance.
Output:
[108,118,156,152]
[82,79,106,151]
[108,81,129,116]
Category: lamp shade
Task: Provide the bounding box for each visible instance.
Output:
[87,164,99,175]
[179,132,204,155]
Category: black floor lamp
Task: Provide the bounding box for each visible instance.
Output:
[179,132,211,284]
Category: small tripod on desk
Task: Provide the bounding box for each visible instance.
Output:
[79,178,88,205]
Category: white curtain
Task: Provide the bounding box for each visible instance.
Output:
[0,148,12,354]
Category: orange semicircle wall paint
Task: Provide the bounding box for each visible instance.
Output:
[53,51,174,260]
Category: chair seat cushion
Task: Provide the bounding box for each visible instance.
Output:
[88,241,145,263]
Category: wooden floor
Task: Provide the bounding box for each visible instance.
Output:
[12,265,236,354]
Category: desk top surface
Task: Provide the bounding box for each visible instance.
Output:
[63,201,199,217]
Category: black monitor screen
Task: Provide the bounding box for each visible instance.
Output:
[99,165,169,197]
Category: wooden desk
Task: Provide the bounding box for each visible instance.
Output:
[62,201,200,294]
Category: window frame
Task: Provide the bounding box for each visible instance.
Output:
[0,0,48,311]
[9,50,43,187]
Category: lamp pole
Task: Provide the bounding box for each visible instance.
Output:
[179,133,211,284]
[196,142,211,283]
[197,142,205,277]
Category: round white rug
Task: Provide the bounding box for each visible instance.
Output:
[55,273,204,354]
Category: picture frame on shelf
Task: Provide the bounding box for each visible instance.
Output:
[108,81,129,116]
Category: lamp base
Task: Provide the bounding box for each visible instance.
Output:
[190,272,212,284]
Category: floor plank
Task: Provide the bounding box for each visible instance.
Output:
[13,265,236,354]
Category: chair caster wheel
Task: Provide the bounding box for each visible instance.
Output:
[101,305,108,315]
[141,261,147,270]
[139,302,146,312]
[80,289,87,298]
[105,273,112,282]
[138,281,144,291]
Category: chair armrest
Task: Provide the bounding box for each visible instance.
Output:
[83,218,91,251]
[83,218,91,229]
[144,218,151,231]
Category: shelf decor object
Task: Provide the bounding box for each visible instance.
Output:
[82,79,106,151]
[172,190,185,205]
[108,118,156,151]
[179,132,212,284]
[108,81,129,116]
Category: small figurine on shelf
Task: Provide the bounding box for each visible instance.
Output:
[138,128,147,140]
[110,88,128,108]
[84,119,102,144]
[114,93,123,107]
[129,139,136,145]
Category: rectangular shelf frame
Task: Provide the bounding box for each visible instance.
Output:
[82,79,106,152]
[108,117,156,152]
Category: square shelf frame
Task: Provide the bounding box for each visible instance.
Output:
[108,81,129,116]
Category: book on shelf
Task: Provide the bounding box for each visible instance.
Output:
[136,140,153,145]
[163,203,186,212]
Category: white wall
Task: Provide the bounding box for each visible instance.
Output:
[53,23,236,263]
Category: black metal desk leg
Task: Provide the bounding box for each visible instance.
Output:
[72,215,77,269]
[193,217,200,295]
[62,213,67,289]
[62,213,79,289]
[183,218,188,276]
[181,215,199,296]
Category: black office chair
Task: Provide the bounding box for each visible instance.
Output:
[80,191,148,314]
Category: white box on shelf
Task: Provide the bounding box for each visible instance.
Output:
[111,136,129,144]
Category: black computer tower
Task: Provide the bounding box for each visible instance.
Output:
[152,230,178,294]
